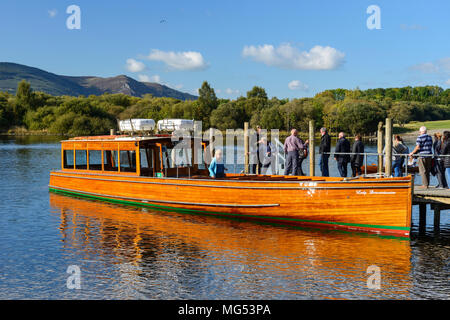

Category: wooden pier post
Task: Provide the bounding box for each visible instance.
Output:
[110,129,115,136]
[419,203,427,234]
[209,128,215,161]
[433,205,441,232]
[377,122,383,175]
[309,120,315,176]
[244,122,249,174]
[385,118,393,177]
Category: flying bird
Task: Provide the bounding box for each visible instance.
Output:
[160,19,166,23]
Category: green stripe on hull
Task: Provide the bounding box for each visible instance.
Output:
[48,187,410,234]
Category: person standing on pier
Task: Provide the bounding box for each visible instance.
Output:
[319,127,331,177]
[297,140,309,176]
[392,135,409,177]
[251,125,263,174]
[334,132,350,177]
[442,131,450,189]
[433,132,448,189]
[409,126,433,189]
[350,134,364,177]
[284,129,305,175]
[259,137,275,175]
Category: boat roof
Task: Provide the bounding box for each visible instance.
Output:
[63,134,173,142]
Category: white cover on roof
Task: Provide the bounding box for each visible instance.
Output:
[119,119,155,132]
[157,119,194,131]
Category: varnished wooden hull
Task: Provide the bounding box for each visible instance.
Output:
[49,171,413,237]
[362,165,419,174]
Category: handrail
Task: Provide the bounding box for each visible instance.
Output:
[273,137,286,174]
[325,152,450,157]
[319,151,450,176]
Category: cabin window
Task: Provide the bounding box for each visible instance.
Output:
[75,150,88,169]
[119,150,137,172]
[88,150,102,171]
[63,150,74,169]
[139,148,155,176]
[163,148,173,168]
[140,148,153,169]
[172,145,192,167]
[103,150,119,172]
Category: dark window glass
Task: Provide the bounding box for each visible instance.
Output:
[120,150,136,172]
[103,150,118,172]
[63,150,74,169]
[88,150,102,171]
[140,149,150,169]
[75,150,87,169]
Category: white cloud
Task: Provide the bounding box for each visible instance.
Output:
[242,43,345,70]
[225,88,240,95]
[445,79,450,86]
[410,57,450,74]
[146,49,208,71]
[138,75,150,82]
[48,9,57,18]
[126,59,146,73]
[138,74,161,83]
[288,80,309,91]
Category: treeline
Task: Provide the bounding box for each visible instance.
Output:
[1,80,449,136]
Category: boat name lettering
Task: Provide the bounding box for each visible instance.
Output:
[357,190,396,195]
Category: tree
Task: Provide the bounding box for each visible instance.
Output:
[338,100,386,135]
[16,80,33,106]
[388,102,412,126]
[0,94,13,131]
[259,105,284,129]
[197,81,218,127]
[246,86,268,100]
[210,101,245,130]
[14,80,34,124]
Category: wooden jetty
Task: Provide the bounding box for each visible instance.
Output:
[413,187,450,233]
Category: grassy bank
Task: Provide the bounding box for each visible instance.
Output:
[394,119,450,134]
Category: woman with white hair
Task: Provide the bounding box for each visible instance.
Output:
[208,149,226,178]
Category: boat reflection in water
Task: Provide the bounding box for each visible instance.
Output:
[50,193,413,299]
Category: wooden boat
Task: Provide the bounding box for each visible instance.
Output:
[362,164,419,174]
[48,135,413,237]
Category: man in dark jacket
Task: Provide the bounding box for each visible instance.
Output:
[443,131,450,188]
[319,127,331,177]
[350,134,364,177]
[334,132,351,177]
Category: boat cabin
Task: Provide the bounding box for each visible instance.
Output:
[60,135,209,177]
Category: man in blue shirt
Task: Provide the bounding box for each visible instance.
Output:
[409,126,433,188]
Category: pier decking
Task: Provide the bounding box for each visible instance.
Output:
[413,186,450,232]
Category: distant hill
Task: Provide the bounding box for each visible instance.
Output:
[0,62,197,100]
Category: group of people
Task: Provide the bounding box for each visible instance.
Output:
[410,127,450,189]
[283,127,365,178]
[317,128,365,178]
[207,125,450,188]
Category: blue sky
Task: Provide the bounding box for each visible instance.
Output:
[1,0,449,98]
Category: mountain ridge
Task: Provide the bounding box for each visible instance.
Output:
[0,62,197,100]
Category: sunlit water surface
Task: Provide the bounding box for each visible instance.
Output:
[0,136,449,299]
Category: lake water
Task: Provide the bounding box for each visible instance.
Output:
[0,136,449,299]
